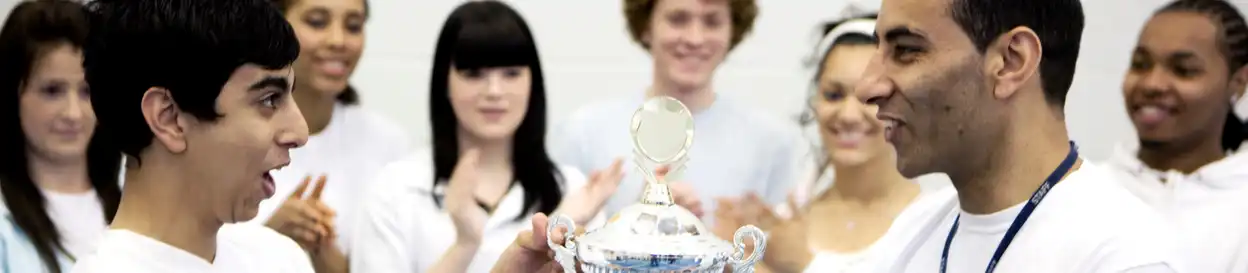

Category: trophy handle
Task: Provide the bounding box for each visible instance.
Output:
[729,225,766,273]
[546,214,578,273]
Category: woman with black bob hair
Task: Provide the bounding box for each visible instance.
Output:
[351,1,622,273]
[0,0,122,272]
[1108,0,1248,271]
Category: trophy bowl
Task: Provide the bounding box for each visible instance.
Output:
[546,96,766,273]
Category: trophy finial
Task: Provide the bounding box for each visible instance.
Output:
[629,96,693,205]
[540,95,767,272]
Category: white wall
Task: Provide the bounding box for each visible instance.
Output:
[2,0,1245,160]
[355,0,1248,161]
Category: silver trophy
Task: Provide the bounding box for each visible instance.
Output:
[546,96,767,273]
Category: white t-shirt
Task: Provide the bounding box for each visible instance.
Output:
[43,190,108,259]
[803,187,957,273]
[350,149,598,273]
[872,161,1182,273]
[1106,143,1248,272]
[249,103,411,253]
[71,224,314,273]
[551,94,809,224]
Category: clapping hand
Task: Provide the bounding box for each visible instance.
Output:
[736,193,813,273]
[557,158,625,224]
[653,165,704,218]
[446,149,489,247]
[265,175,336,251]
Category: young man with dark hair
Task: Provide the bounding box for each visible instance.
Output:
[70,0,315,271]
[857,0,1182,271]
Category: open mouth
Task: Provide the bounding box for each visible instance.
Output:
[262,172,276,199]
[881,119,899,144]
[260,162,288,199]
[480,108,507,121]
[1131,104,1175,126]
[317,59,350,77]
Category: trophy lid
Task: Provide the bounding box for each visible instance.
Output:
[545,96,763,272]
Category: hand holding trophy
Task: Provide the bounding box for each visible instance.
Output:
[544,96,767,273]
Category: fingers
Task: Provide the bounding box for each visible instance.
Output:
[308,175,328,200]
[289,175,312,199]
[448,149,482,203]
[654,165,670,178]
[524,213,550,251]
[682,196,705,217]
[786,192,803,220]
[292,207,329,237]
[311,200,337,218]
[455,149,481,172]
[607,158,623,176]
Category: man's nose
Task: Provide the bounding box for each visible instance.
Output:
[855,59,893,106]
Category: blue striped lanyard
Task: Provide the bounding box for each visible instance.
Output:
[939,142,1078,273]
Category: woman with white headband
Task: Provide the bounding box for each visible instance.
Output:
[713,6,955,273]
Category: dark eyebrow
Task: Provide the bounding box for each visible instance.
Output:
[248,77,290,93]
[1167,51,1198,63]
[881,27,924,43]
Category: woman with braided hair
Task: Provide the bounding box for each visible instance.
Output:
[1110,0,1248,271]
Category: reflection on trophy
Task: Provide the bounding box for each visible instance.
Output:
[546,96,767,273]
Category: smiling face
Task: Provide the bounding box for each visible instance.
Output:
[177,65,308,223]
[285,0,366,97]
[20,43,94,162]
[448,65,532,141]
[644,0,733,92]
[1124,11,1237,147]
[815,44,892,167]
[857,0,996,178]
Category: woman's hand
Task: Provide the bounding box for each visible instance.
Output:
[446,149,489,247]
[266,175,335,250]
[309,216,349,273]
[654,165,704,218]
[737,193,813,273]
[556,158,624,224]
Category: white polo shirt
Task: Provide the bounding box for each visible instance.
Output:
[871,161,1182,273]
[350,149,598,273]
[70,224,314,273]
[1106,143,1248,272]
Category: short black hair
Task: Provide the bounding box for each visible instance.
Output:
[950,0,1085,106]
[428,1,563,221]
[83,0,300,161]
[1157,0,1248,151]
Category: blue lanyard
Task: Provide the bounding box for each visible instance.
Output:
[939,142,1078,273]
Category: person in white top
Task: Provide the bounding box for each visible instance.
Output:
[711,9,953,273]
[253,0,410,271]
[0,1,122,272]
[350,2,622,273]
[69,0,314,272]
[552,0,808,226]
[853,0,1182,272]
[1107,1,1248,271]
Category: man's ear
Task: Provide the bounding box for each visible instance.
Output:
[1230,64,1248,99]
[984,27,1043,101]
[140,87,188,153]
[641,30,653,49]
